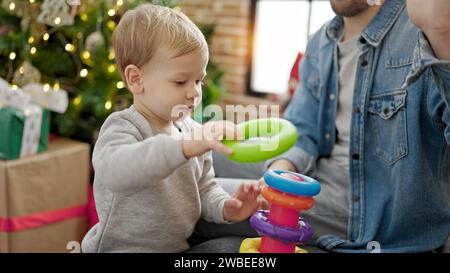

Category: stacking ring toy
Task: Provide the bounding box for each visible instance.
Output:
[250,210,313,244]
[240,170,321,253]
[239,238,307,254]
[261,186,314,211]
[264,170,321,196]
[222,118,298,163]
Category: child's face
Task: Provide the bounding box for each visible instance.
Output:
[135,47,208,123]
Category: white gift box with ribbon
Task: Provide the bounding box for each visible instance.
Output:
[0,78,69,159]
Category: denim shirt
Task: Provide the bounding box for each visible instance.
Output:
[272,0,450,252]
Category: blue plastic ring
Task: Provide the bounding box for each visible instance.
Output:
[264,170,321,197]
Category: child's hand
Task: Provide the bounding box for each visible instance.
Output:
[223,183,268,222]
[181,120,243,159]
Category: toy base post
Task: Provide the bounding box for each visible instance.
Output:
[269,203,299,228]
[259,236,295,253]
[240,238,307,254]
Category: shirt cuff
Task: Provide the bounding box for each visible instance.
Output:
[217,197,235,224]
[403,31,450,88]
[264,146,316,174]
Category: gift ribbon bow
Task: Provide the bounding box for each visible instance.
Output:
[0,78,68,113]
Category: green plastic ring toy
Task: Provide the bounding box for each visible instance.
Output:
[222,118,298,163]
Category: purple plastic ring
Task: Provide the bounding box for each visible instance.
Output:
[249,210,313,244]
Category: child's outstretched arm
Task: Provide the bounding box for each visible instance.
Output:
[198,152,265,224]
[92,114,188,196]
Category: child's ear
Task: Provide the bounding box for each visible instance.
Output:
[124,65,144,94]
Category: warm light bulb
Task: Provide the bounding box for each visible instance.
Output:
[108,9,116,17]
[11,84,18,90]
[107,20,116,31]
[80,13,88,21]
[107,64,116,73]
[116,81,125,89]
[116,0,123,6]
[29,0,35,3]
[81,51,91,59]
[65,43,75,52]
[73,96,82,106]
[28,36,35,44]
[43,84,50,92]
[53,82,60,91]
[30,47,37,55]
[9,2,15,10]
[43,33,50,41]
[105,101,112,110]
[80,69,88,77]
[108,49,115,60]
[19,66,24,74]
[9,52,16,60]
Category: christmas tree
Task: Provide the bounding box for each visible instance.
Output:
[0,0,224,144]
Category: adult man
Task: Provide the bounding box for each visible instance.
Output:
[264,0,450,252]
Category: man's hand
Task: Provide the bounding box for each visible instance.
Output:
[254,159,297,210]
[181,120,243,159]
[223,183,267,222]
[407,0,450,60]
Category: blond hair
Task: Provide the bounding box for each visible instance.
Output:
[112,4,208,80]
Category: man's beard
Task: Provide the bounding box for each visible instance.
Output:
[330,0,370,17]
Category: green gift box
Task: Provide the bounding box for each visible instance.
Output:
[0,106,50,160]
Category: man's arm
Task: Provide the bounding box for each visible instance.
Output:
[405,1,450,144]
[407,0,450,60]
[265,44,321,173]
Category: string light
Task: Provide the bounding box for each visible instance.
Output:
[19,66,24,74]
[80,69,88,77]
[116,81,125,89]
[54,17,61,25]
[30,47,37,55]
[81,50,91,59]
[9,52,16,60]
[116,0,124,6]
[108,49,115,60]
[76,32,83,39]
[105,101,112,110]
[73,96,82,106]
[80,13,88,21]
[9,2,15,10]
[28,36,35,44]
[43,84,50,92]
[65,43,75,52]
[107,64,116,73]
[11,84,18,90]
[53,82,60,91]
[107,20,116,31]
[108,9,116,17]
[29,0,35,3]
[43,33,50,41]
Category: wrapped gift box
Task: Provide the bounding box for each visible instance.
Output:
[0,106,50,160]
[0,138,90,253]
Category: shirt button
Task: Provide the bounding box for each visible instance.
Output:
[361,60,369,67]
[329,94,336,101]
[352,153,360,160]
[354,106,361,113]
[352,195,361,202]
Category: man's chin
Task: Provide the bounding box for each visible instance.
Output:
[330,0,370,17]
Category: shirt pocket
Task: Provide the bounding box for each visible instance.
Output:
[367,89,408,165]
